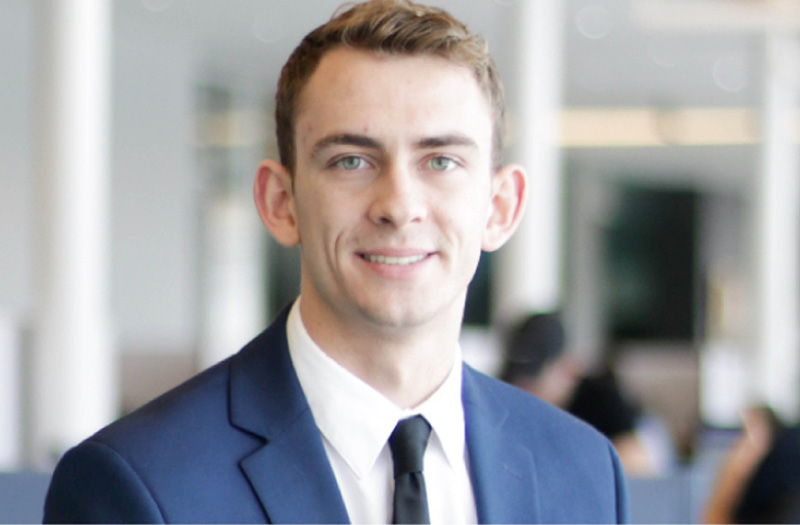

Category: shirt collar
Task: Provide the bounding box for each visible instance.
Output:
[409,353,465,472]
[286,299,466,479]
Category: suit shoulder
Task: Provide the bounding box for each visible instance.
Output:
[91,319,285,449]
[463,366,629,523]
[465,366,612,450]
[44,439,164,523]
[44,361,235,524]
[95,355,233,447]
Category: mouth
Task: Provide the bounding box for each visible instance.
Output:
[359,253,430,266]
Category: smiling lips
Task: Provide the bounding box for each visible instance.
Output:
[360,253,430,266]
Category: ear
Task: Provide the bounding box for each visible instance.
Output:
[253,159,300,247]
[482,163,527,252]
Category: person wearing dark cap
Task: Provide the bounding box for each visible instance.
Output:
[500,312,660,476]
[500,313,580,408]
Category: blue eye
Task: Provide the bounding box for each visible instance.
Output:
[335,156,367,170]
[429,156,456,172]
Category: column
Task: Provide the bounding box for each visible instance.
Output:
[198,195,267,368]
[568,176,611,369]
[31,0,116,467]
[194,91,269,369]
[0,313,21,469]
[494,0,565,325]
[752,31,800,421]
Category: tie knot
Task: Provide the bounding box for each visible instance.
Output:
[389,415,432,478]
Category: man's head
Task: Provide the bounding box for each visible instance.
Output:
[275,0,506,175]
[254,1,526,345]
[501,313,565,382]
[500,313,579,407]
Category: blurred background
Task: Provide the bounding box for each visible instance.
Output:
[1,0,799,522]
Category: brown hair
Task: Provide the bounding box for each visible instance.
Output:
[275,0,506,174]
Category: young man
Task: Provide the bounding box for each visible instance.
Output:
[44,1,629,523]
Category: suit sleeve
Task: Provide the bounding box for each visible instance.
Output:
[43,440,165,524]
[608,442,631,524]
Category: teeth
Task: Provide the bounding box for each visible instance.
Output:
[365,254,427,265]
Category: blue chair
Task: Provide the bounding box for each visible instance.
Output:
[0,471,52,524]
[627,471,696,524]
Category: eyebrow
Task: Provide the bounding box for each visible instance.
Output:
[310,133,383,162]
[413,134,478,150]
[309,132,479,162]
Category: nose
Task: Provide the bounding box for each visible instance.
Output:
[367,164,427,228]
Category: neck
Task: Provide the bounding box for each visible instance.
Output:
[297,297,462,409]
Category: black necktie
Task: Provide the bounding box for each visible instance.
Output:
[389,415,432,524]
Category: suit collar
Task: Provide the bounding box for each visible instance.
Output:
[227,308,541,523]
[229,307,350,524]
[463,365,541,524]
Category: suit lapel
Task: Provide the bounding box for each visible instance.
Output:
[228,308,350,524]
[239,414,350,524]
[463,366,541,524]
[226,311,541,523]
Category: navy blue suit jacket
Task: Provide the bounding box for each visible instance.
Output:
[44,308,629,523]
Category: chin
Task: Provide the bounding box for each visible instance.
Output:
[361,309,427,331]
[358,297,459,334]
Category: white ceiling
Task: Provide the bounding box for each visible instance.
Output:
[12,0,796,192]
[113,0,766,108]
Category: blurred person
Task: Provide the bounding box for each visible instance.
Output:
[43,1,629,523]
[703,406,800,524]
[500,312,672,476]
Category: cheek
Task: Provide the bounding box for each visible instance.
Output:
[293,190,327,247]
[442,201,491,274]
[295,190,357,251]
[449,191,492,237]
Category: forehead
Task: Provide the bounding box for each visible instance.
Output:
[294,48,493,152]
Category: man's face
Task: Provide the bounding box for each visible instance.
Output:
[289,47,499,334]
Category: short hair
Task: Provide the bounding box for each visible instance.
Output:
[499,313,565,385]
[275,0,506,175]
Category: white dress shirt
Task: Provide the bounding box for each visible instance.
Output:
[286,300,478,524]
